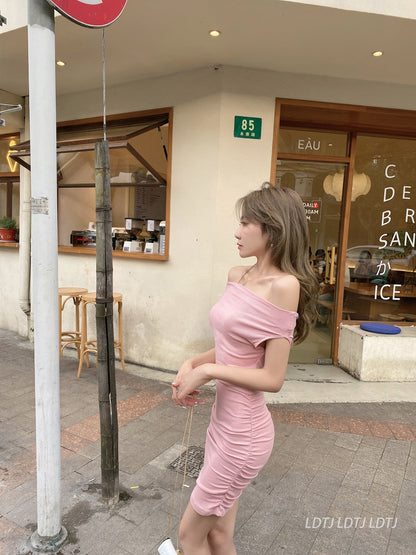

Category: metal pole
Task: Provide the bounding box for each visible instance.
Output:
[28,0,67,550]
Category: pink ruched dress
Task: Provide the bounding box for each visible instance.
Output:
[190,281,298,517]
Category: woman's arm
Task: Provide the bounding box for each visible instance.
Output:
[175,336,291,402]
[187,348,216,368]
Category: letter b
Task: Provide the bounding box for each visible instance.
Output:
[381,210,391,226]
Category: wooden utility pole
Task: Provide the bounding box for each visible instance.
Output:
[95,140,119,504]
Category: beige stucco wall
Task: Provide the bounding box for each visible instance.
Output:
[3,65,416,370]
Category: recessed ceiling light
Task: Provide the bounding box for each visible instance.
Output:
[209,30,221,37]
[372,51,383,57]
[56,60,66,67]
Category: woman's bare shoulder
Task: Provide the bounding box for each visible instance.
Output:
[270,274,300,312]
[228,265,250,283]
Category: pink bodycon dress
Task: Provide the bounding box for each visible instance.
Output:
[190,281,298,517]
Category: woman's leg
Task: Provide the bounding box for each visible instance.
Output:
[178,503,218,554]
[207,500,239,555]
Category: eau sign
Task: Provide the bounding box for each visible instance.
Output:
[46,0,128,28]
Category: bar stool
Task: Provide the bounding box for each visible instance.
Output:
[77,291,126,378]
[59,287,88,358]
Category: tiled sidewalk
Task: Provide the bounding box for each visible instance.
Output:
[269,407,416,441]
[1,328,416,555]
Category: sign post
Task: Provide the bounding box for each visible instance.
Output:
[28,0,66,551]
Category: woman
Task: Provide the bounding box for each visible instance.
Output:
[172,183,318,554]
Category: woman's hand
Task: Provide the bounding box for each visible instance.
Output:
[172,359,200,407]
[172,364,211,407]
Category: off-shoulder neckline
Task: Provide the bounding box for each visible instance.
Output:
[227,281,298,315]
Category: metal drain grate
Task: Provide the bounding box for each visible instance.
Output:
[168,446,205,478]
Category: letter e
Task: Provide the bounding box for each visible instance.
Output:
[403,185,411,200]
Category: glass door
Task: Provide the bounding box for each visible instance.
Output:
[276,159,346,363]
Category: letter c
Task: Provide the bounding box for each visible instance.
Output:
[385,164,396,178]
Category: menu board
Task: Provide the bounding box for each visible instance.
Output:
[134,186,166,220]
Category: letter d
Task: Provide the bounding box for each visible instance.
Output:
[376,518,385,529]
[312,517,322,529]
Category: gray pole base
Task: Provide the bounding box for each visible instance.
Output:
[30,526,68,552]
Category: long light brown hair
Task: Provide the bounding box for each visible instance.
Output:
[236,182,318,344]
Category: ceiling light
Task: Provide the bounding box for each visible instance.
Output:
[372,51,383,57]
[323,171,371,202]
[209,30,221,37]
[56,60,66,67]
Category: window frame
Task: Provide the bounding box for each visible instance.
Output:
[10,108,173,260]
[271,99,416,361]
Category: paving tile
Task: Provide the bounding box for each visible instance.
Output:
[347,417,373,436]
[342,462,377,493]
[305,412,327,430]
[381,439,411,464]
[292,489,333,520]
[328,485,368,517]
[373,461,405,490]
[270,519,319,554]
[269,406,285,423]
[310,526,355,555]
[308,468,346,501]
[348,511,392,555]
[363,482,400,517]
[360,436,387,450]
[285,409,306,426]
[353,444,384,468]
[334,433,362,451]
[404,455,416,482]
[60,430,93,453]
[367,421,395,439]
[387,422,415,441]
[234,499,289,554]
[328,415,351,433]
[272,468,312,500]
[66,414,101,442]
[119,507,177,554]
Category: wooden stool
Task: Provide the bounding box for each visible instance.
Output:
[59,287,88,358]
[342,307,357,320]
[77,291,126,378]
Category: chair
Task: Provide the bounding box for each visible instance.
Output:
[77,291,126,377]
[59,287,88,358]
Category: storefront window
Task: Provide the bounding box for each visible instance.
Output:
[343,136,416,323]
[10,110,171,258]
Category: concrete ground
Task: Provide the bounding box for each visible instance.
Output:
[1,328,416,555]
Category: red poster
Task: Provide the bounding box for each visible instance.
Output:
[46,0,128,28]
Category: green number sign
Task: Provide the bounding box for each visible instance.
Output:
[234,116,262,139]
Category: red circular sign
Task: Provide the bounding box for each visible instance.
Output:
[46,0,128,28]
